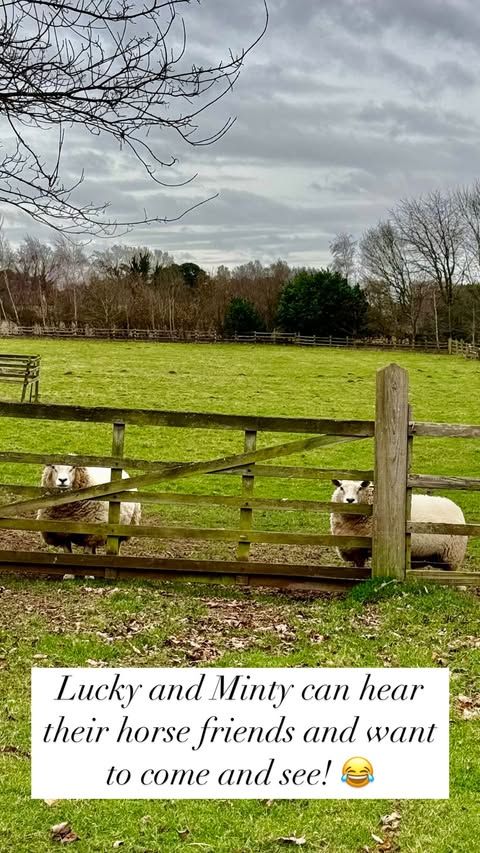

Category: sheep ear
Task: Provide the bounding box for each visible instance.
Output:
[332,479,342,487]
[72,468,82,488]
[360,480,371,488]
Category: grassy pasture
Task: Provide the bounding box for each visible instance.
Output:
[0,338,478,851]
[0,337,478,563]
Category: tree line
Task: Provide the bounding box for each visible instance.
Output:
[1,181,480,341]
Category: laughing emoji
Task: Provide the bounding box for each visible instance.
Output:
[341,757,374,788]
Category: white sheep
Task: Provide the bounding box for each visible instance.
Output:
[330,479,468,570]
[37,465,141,554]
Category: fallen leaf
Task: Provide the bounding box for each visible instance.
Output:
[277,836,306,846]
[60,832,80,845]
[113,842,124,849]
[33,653,48,660]
[0,744,30,758]
[177,827,190,840]
[380,811,401,830]
[456,694,480,719]
[51,822,80,843]
[44,798,60,807]
[51,822,70,836]
[371,834,384,844]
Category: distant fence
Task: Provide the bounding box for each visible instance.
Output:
[0,324,473,354]
[447,339,479,359]
[0,364,478,590]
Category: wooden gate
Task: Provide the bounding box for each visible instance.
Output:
[0,364,478,589]
[0,404,375,593]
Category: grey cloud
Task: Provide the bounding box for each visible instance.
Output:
[3,0,480,268]
[317,0,480,46]
[355,102,479,138]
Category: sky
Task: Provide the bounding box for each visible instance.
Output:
[3,0,480,270]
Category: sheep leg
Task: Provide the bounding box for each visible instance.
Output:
[338,548,369,568]
[63,542,73,554]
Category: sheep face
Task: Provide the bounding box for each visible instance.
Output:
[42,465,85,489]
[331,479,371,504]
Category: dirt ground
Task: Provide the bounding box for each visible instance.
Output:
[0,515,338,568]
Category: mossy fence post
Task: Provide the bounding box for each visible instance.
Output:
[372,364,409,579]
[105,420,125,578]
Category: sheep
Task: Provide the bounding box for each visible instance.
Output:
[37,465,141,554]
[330,479,468,570]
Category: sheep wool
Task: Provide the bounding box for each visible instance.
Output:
[330,479,467,570]
[37,465,141,554]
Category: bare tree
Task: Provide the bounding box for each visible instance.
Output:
[0,1,267,235]
[392,190,465,337]
[0,221,20,324]
[15,235,59,325]
[0,219,14,269]
[53,236,89,323]
[361,277,398,337]
[360,221,428,342]
[455,180,480,284]
[329,232,356,283]
[91,244,173,279]
[81,274,125,326]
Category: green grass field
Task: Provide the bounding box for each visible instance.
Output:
[0,338,479,852]
[0,338,479,563]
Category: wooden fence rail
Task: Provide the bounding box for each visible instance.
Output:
[1,326,478,358]
[0,363,478,589]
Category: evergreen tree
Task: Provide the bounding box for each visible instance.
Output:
[276,268,367,336]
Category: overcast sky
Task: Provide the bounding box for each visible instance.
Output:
[4,0,480,270]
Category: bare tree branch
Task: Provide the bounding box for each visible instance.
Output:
[0,0,268,235]
[360,220,428,342]
[392,189,466,337]
[329,232,356,283]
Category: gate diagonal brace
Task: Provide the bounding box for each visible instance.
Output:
[0,433,368,517]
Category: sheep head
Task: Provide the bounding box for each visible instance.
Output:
[41,465,89,490]
[331,479,373,505]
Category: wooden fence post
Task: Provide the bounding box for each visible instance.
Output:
[405,404,413,573]
[372,364,409,579]
[105,421,126,577]
[237,430,257,560]
[448,338,452,354]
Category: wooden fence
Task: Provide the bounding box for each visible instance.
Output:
[0,324,456,351]
[0,364,478,590]
[2,325,479,358]
[447,339,480,359]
